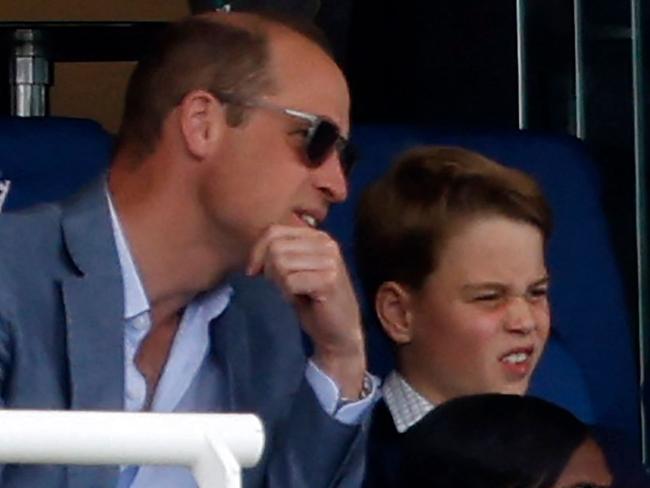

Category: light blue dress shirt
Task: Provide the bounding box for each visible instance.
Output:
[107,197,377,488]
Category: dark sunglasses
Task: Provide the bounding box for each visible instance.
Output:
[215,92,357,176]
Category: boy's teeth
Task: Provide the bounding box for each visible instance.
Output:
[302,214,317,228]
[502,352,529,364]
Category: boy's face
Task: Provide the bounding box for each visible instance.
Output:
[389,215,550,405]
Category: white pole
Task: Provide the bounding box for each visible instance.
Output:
[631,0,648,464]
[573,0,586,139]
[0,411,265,488]
[516,0,527,129]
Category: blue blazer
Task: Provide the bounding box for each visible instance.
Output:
[0,179,364,488]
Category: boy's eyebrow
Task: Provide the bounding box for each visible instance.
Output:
[460,282,507,293]
[530,275,551,287]
[460,275,551,293]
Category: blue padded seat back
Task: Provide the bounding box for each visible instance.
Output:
[324,124,640,451]
[0,117,113,212]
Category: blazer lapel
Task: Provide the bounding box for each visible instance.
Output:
[62,274,123,410]
[209,275,304,419]
[60,179,123,488]
[61,178,124,411]
[210,298,252,411]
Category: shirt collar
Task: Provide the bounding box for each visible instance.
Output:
[382,371,435,433]
[107,192,234,322]
[107,193,149,319]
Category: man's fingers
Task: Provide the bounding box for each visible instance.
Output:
[265,252,337,276]
[246,226,305,275]
[244,224,347,305]
[247,225,335,276]
[276,269,340,303]
[262,248,339,300]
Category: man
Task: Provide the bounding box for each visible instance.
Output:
[0,11,376,488]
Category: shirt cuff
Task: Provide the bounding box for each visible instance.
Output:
[305,359,380,425]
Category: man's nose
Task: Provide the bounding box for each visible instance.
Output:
[312,152,348,203]
[503,297,536,334]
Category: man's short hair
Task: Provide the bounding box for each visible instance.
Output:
[116,13,332,158]
[355,146,552,302]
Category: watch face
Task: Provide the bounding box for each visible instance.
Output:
[339,373,375,406]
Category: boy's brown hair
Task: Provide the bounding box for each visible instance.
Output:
[355,146,552,302]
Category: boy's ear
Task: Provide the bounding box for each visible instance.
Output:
[375,281,415,345]
[178,89,225,159]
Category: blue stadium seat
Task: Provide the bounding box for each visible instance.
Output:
[0,116,113,212]
[324,124,641,458]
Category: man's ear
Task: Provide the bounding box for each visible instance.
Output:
[375,281,415,345]
[178,89,225,159]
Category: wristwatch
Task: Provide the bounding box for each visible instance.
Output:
[337,372,374,408]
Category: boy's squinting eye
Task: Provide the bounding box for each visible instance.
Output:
[471,291,505,305]
[527,286,548,300]
[469,283,548,304]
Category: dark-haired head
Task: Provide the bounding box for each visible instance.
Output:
[356,146,552,304]
[355,146,552,404]
[399,394,611,488]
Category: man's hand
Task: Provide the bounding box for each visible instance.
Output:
[247,225,367,399]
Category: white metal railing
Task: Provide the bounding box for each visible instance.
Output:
[0,411,265,488]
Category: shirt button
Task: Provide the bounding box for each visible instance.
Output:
[133,315,149,330]
[126,385,138,400]
[126,383,146,408]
